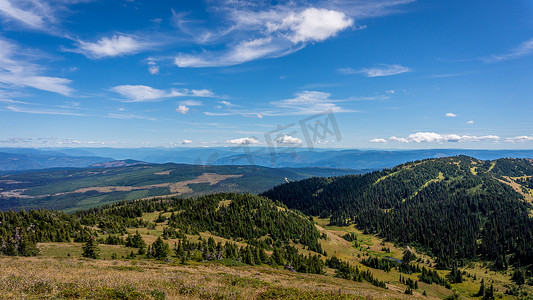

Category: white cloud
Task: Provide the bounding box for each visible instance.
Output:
[111,85,171,102]
[445,112,457,117]
[176,105,190,114]
[485,37,533,62]
[6,105,88,116]
[385,90,395,95]
[267,8,353,43]
[204,90,356,117]
[74,34,152,59]
[147,58,160,74]
[179,100,203,106]
[148,65,159,75]
[360,64,410,77]
[272,90,356,115]
[106,113,156,121]
[181,139,193,144]
[175,7,353,68]
[219,100,236,107]
[369,138,388,143]
[111,84,218,102]
[339,64,410,77]
[242,113,263,118]
[175,37,297,68]
[276,135,303,144]
[0,0,51,30]
[505,135,533,143]
[191,89,215,97]
[349,95,390,101]
[227,137,260,145]
[467,120,474,124]
[337,67,357,74]
[0,38,73,95]
[387,132,500,143]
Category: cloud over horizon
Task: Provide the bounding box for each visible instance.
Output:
[371,132,501,143]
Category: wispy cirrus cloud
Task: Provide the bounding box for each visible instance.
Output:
[271,90,357,115]
[5,105,88,116]
[5,104,157,121]
[71,34,155,59]
[339,64,410,77]
[0,38,73,95]
[173,0,413,68]
[0,0,53,30]
[110,85,218,102]
[204,90,357,117]
[179,100,203,106]
[484,37,533,62]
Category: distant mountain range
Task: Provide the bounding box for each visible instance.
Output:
[0,161,362,212]
[1,147,533,172]
[0,150,112,172]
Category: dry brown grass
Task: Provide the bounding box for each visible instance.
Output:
[0,256,427,300]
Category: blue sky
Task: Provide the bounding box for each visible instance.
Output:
[0,0,532,149]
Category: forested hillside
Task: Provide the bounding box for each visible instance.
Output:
[262,156,533,271]
[0,163,361,212]
[2,158,533,298]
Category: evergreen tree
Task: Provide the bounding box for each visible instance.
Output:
[82,236,99,259]
[150,237,170,260]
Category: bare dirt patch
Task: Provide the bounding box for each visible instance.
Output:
[154,170,172,175]
[169,173,242,193]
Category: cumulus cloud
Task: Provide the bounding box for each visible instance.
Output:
[111,84,218,102]
[445,112,457,117]
[267,8,353,43]
[181,139,193,144]
[276,135,303,144]
[467,120,474,124]
[73,34,153,59]
[485,37,533,62]
[227,137,260,145]
[506,135,533,143]
[369,138,388,143]
[148,65,159,75]
[387,132,500,143]
[0,38,73,95]
[147,58,160,74]
[176,105,190,114]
